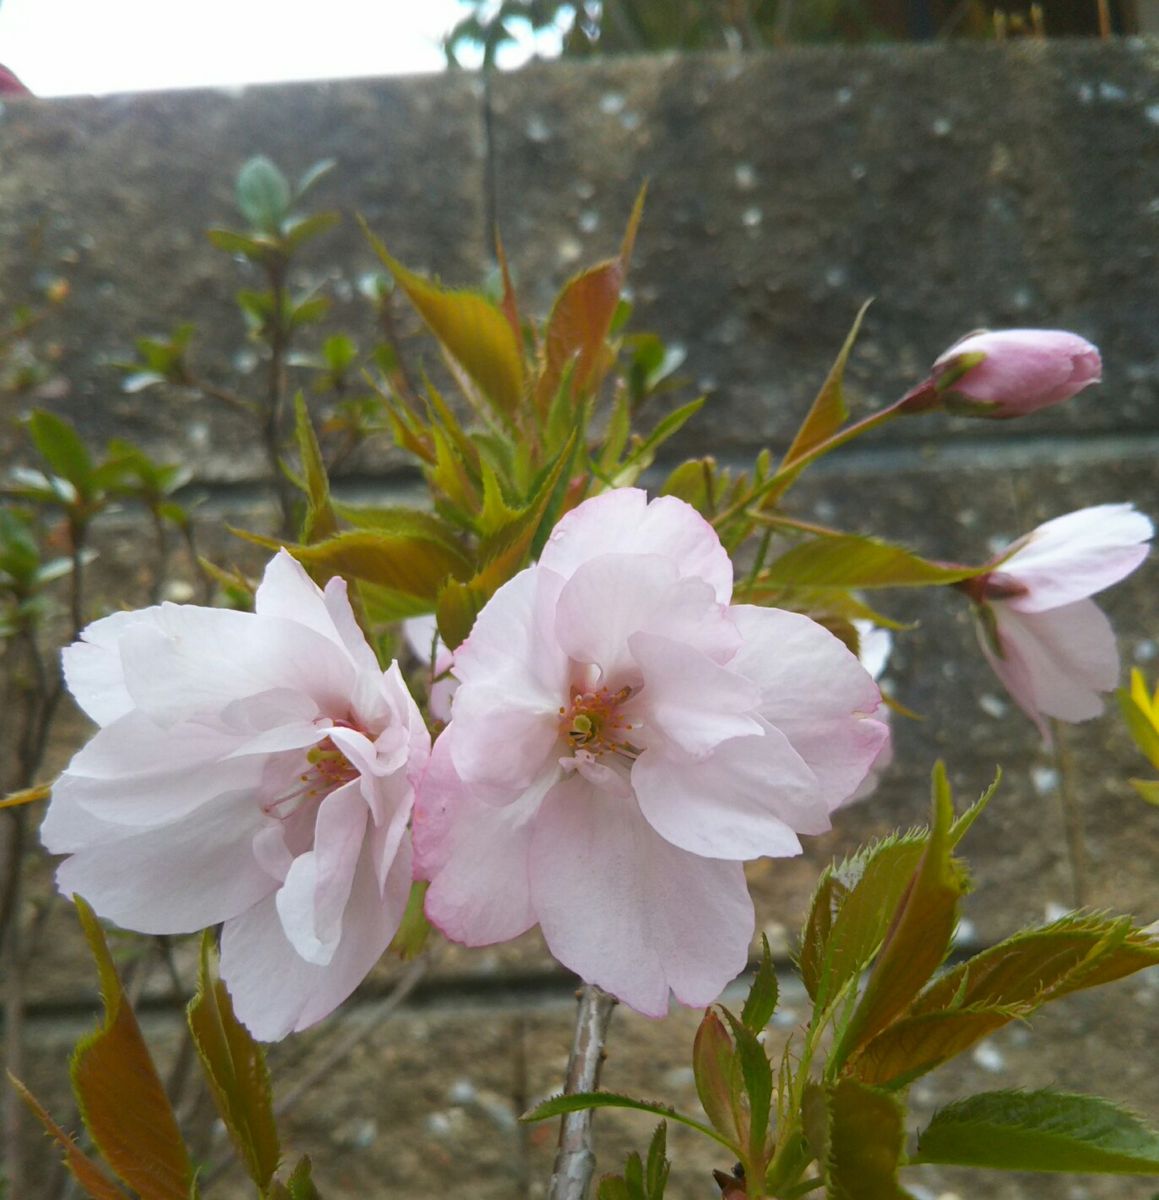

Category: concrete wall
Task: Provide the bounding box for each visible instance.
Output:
[3,43,1158,1198]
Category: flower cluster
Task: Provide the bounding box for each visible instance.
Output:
[43,552,428,1040]
[38,321,1152,1036]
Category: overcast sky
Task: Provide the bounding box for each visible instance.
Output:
[0,0,559,96]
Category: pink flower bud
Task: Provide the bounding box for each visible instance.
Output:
[931,328,1101,418]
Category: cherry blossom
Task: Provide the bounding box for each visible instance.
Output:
[414,489,888,1016]
[42,550,429,1040]
[969,504,1153,741]
[930,328,1101,418]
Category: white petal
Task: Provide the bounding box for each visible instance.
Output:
[62,607,162,726]
[629,632,762,757]
[530,773,753,1016]
[53,788,272,933]
[447,686,560,802]
[452,566,570,698]
[982,600,1119,736]
[539,489,734,603]
[57,712,263,827]
[413,733,540,945]
[220,834,411,1041]
[727,606,888,809]
[1002,504,1152,612]
[555,554,738,682]
[275,780,368,965]
[117,605,357,728]
[632,721,821,860]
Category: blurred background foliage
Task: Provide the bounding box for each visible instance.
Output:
[445,0,1143,67]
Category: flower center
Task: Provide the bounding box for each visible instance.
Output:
[264,735,359,818]
[559,685,641,761]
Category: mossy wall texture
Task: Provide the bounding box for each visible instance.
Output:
[3,43,1157,1199]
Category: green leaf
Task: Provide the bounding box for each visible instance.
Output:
[833,764,969,1069]
[290,295,331,329]
[826,1078,910,1199]
[1131,778,1159,805]
[292,395,337,543]
[722,1011,773,1170]
[913,1090,1159,1174]
[237,522,470,605]
[610,399,706,487]
[270,1155,323,1199]
[436,431,577,648]
[1118,677,1159,769]
[741,935,779,1032]
[8,1073,128,1199]
[283,211,340,253]
[388,881,432,960]
[237,156,292,235]
[206,228,275,260]
[782,301,869,470]
[692,1010,743,1147]
[521,1091,732,1151]
[800,763,998,1013]
[799,831,929,1010]
[364,226,525,423]
[597,1178,633,1200]
[645,1122,670,1197]
[186,933,280,1191]
[70,897,194,1200]
[763,533,985,590]
[910,912,1159,1017]
[28,410,94,496]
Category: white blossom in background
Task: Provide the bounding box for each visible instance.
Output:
[415,489,889,1016]
[42,551,429,1040]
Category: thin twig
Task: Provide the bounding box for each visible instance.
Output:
[547,985,618,1200]
[1,836,27,1199]
[1052,720,1090,909]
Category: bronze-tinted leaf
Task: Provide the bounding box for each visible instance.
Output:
[70,897,194,1200]
[365,229,525,423]
[186,933,281,1190]
[8,1073,127,1200]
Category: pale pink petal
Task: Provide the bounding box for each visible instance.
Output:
[414,734,541,944]
[58,712,263,826]
[447,686,559,801]
[530,773,753,1016]
[1002,504,1153,613]
[632,721,821,859]
[539,488,733,604]
[117,606,357,728]
[726,606,888,808]
[54,788,272,933]
[221,835,412,1041]
[276,780,368,965]
[257,553,387,719]
[61,607,159,726]
[629,632,762,756]
[253,550,350,654]
[981,600,1118,737]
[555,554,738,680]
[452,567,569,698]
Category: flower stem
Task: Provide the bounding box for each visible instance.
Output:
[546,984,617,1200]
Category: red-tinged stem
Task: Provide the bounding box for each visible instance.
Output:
[547,984,617,1200]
